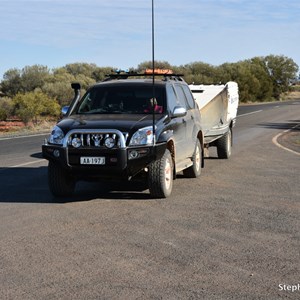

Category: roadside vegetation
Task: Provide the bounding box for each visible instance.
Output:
[0,54,299,133]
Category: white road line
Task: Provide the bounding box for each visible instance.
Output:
[0,133,48,141]
[237,110,263,118]
[0,159,46,173]
[272,124,300,156]
[11,160,46,168]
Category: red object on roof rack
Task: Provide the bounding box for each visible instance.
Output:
[144,69,173,75]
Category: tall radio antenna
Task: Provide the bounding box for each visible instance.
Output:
[152,0,155,76]
[151,0,156,142]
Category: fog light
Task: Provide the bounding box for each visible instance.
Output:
[53,149,60,158]
[129,150,139,160]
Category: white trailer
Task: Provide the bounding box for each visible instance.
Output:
[189,82,239,158]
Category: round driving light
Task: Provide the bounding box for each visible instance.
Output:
[104,137,115,148]
[72,137,82,148]
[53,149,60,158]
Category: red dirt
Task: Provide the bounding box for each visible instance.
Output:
[0,120,25,133]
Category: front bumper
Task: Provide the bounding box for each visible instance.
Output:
[42,143,166,180]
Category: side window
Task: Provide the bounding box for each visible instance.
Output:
[182,85,195,109]
[174,84,188,109]
[166,84,179,112]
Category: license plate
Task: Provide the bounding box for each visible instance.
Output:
[80,157,105,165]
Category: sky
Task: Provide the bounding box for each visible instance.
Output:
[0,0,300,79]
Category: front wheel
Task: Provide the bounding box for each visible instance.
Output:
[216,128,232,159]
[148,149,173,198]
[48,161,76,197]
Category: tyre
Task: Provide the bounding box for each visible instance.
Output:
[216,128,232,159]
[183,139,202,178]
[48,161,76,197]
[148,149,173,198]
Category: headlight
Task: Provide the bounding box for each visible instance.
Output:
[49,126,65,145]
[129,126,155,146]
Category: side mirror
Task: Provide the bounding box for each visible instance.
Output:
[172,106,187,118]
[61,106,69,116]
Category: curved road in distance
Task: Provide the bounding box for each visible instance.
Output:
[0,99,299,299]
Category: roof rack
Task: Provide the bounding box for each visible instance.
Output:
[103,69,185,82]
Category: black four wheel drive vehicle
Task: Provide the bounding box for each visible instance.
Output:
[42,72,204,198]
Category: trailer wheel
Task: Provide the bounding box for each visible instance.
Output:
[48,161,76,197]
[148,149,173,198]
[183,139,202,178]
[216,128,232,159]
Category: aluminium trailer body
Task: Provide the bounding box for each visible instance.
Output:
[189,82,239,158]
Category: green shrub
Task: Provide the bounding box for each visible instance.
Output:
[0,108,7,121]
[13,91,60,125]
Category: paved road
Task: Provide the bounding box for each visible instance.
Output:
[0,100,299,299]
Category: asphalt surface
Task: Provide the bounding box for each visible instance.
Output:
[0,100,299,299]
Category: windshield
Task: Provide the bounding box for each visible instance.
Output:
[76,85,166,114]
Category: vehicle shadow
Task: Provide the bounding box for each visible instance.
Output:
[0,166,153,203]
[257,120,300,130]
[31,152,43,159]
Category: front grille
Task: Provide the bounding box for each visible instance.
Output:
[63,129,128,149]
